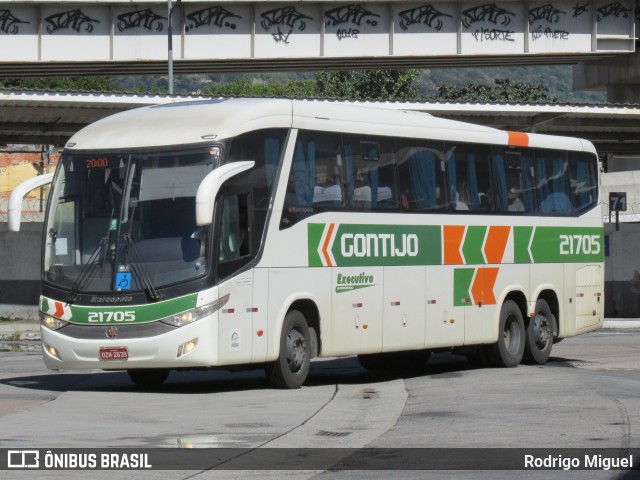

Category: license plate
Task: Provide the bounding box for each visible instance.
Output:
[99,347,128,361]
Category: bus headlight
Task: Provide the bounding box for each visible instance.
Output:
[44,343,61,360]
[40,313,68,331]
[160,294,229,327]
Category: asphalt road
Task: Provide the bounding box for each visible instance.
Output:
[0,329,639,480]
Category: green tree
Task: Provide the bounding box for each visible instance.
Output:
[437,79,558,103]
[0,76,125,92]
[202,78,316,97]
[315,69,419,99]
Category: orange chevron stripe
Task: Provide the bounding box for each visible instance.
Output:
[444,225,465,265]
[322,223,336,267]
[54,301,65,318]
[484,226,511,264]
[471,267,499,306]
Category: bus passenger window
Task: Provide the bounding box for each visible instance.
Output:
[492,147,536,213]
[282,131,343,228]
[343,135,397,211]
[446,143,493,212]
[568,152,598,213]
[396,139,447,212]
[535,149,572,214]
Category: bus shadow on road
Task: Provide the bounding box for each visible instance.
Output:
[0,353,580,395]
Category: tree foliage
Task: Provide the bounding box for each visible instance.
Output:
[0,76,125,92]
[315,69,419,99]
[0,71,572,104]
[202,79,316,97]
[436,79,558,103]
[201,69,420,100]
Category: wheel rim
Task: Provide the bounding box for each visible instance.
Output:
[286,328,306,373]
[533,313,552,350]
[504,315,521,355]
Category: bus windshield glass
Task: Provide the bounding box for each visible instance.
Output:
[44,146,220,294]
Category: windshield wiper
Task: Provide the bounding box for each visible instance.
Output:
[66,237,108,304]
[123,233,161,302]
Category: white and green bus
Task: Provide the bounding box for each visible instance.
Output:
[9,98,604,388]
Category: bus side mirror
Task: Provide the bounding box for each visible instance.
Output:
[195,161,254,226]
[8,173,54,232]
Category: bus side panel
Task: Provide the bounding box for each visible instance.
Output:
[425,266,465,348]
[330,267,384,356]
[561,263,604,337]
[530,262,564,330]
[217,270,254,365]
[252,267,270,363]
[464,264,529,347]
[382,266,426,352]
[266,267,332,361]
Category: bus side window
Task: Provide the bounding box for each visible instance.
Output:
[535,149,573,214]
[217,193,252,280]
[568,151,598,213]
[343,135,398,211]
[396,139,447,212]
[281,131,343,228]
[492,147,536,213]
[446,143,493,212]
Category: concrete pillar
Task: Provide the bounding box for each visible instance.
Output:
[607,85,640,104]
[574,51,640,103]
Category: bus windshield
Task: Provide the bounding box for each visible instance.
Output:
[44,146,220,295]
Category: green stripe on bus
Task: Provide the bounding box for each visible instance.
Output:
[309,223,441,267]
[308,223,326,267]
[44,293,199,325]
[462,226,487,265]
[514,226,604,264]
[454,268,475,307]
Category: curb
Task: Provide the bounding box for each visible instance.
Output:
[602,320,640,329]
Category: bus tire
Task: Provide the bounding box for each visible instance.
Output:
[523,299,556,364]
[489,300,525,368]
[266,310,311,389]
[127,369,170,388]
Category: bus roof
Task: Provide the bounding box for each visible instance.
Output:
[64,98,593,153]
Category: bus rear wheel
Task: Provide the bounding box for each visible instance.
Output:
[523,299,556,364]
[489,300,525,368]
[127,369,170,388]
[266,310,311,389]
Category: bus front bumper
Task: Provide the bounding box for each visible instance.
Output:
[40,319,219,371]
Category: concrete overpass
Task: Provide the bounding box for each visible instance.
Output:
[0,1,638,100]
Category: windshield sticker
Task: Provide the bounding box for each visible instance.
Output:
[116,272,132,291]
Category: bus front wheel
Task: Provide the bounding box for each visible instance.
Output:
[489,300,525,368]
[266,310,311,389]
[523,299,556,364]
